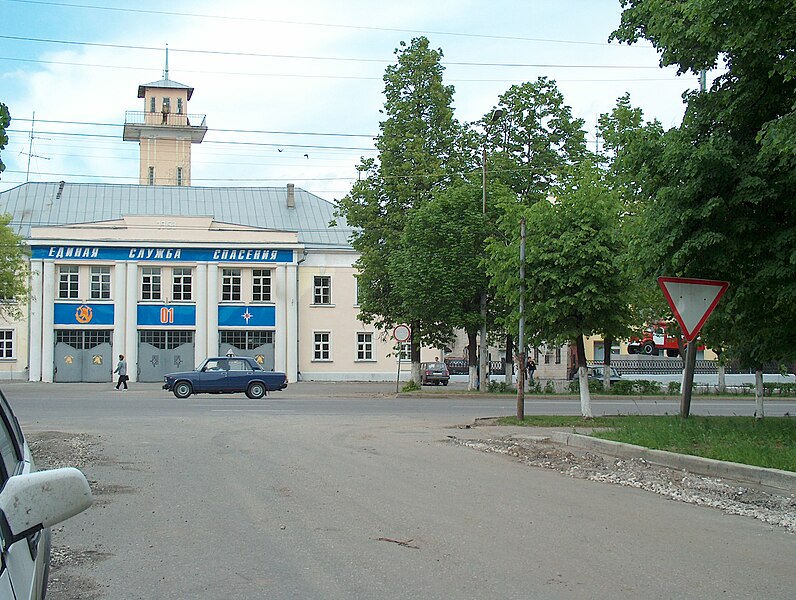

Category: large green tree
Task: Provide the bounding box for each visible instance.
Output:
[612,0,796,416]
[335,37,462,383]
[489,164,629,417]
[0,214,29,317]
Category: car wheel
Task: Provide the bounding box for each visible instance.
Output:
[173,381,192,399]
[442,381,448,386]
[247,382,266,399]
[641,342,655,355]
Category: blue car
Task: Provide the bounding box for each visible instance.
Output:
[163,356,288,399]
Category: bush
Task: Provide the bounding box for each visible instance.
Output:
[401,380,420,392]
[667,381,681,394]
[634,380,662,394]
[544,380,556,394]
[609,379,636,395]
[527,381,542,394]
[488,381,514,393]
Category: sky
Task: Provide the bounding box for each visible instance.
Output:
[0,0,707,203]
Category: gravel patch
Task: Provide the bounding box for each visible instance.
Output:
[451,435,796,533]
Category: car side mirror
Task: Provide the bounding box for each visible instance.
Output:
[0,467,92,549]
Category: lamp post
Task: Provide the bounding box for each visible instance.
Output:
[479,108,504,392]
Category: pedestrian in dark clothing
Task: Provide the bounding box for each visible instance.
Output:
[114,354,129,390]
[526,358,536,384]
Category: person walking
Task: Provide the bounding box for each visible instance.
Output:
[114,354,129,390]
[526,357,536,385]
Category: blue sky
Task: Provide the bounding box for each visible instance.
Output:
[0,0,704,201]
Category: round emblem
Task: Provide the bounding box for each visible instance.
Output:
[75,305,93,324]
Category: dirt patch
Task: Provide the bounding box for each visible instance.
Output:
[27,431,115,599]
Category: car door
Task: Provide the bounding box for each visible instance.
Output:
[198,359,229,392]
[0,391,41,600]
[226,359,254,392]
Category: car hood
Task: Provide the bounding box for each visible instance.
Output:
[163,370,199,379]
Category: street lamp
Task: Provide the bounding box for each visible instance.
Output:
[479,107,504,392]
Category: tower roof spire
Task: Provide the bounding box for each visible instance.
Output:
[164,44,169,80]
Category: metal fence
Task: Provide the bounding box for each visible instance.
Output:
[589,358,796,376]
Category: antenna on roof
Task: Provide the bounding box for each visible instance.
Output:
[163,44,169,80]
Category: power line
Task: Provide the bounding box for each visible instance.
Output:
[0,35,666,69]
[6,0,656,49]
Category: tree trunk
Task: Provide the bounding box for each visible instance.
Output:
[602,336,613,391]
[410,320,421,385]
[467,331,478,391]
[576,335,592,418]
[755,369,764,420]
[716,348,726,394]
[504,334,514,386]
[679,341,697,418]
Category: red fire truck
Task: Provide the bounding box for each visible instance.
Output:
[627,321,685,357]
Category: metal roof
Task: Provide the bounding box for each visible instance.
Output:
[137,78,194,100]
[0,182,354,250]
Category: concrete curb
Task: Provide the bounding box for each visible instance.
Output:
[549,431,796,493]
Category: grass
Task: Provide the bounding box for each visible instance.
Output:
[497,415,796,472]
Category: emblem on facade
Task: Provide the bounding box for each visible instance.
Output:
[150,355,160,368]
[174,356,182,368]
[254,354,265,365]
[242,309,253,324]
[75,305,93,324]
[64,355,74,364]
[92,355,103,365]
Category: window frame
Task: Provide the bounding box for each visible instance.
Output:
[313,331,331,361]
[252,269,272,303]
[141,267,162,301]
[58,265,79,300]
[0,330,13,360]
[313,275,332,305]
[221,268,242,302]
[356,332,374,361]
[172,267,192,301]
[89,266,111,300]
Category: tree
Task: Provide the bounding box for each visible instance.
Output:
[0,214,29,318]
[0,103,9,176]
[488,164,630,417]
[613,0,796,416]
[392,177,513,389]
[335,37,462,383]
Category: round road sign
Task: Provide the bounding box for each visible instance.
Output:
[393,324,411,342]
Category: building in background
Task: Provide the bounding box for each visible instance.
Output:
[0,69,445,383]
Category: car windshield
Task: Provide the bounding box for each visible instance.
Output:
[426,363,446,370]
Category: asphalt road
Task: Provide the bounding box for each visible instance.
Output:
[4,382,795,599]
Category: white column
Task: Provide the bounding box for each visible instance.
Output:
[28,260,44,381]
[194,263,207,364]
[206,264,218,356]
[41,262,55,383]
[285,264,298,382]
[113,262,127,363]
[125,262,138,382]
[274,265,287,374]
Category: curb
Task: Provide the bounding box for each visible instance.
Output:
[549,431,796,493]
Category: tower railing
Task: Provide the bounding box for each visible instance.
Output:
[124,111,206,128]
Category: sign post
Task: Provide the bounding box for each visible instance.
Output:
[393,325,411,393]
[657,277,728,417]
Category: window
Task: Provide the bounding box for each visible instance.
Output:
[172,268,192,301]
[356,332,373,361]
[149,96,156,113]
[222,269,241,301]
[139,330,193,350]
[90,266,111,300]
[177,98,183,114]
[142,267,162,300]
[219,330,274,350]
[177,167,183,186]
[555,347,561,364]
[313,276,331,305]
[354,276,359,306]
[148,166,155,185]
[0,330,13,359]
[313,332,330,361]
[252,269,271,302]
[58,266,79,299]
[398,342,411,361]
[162,97,171,112]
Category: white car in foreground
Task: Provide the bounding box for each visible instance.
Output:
[0,389,92,599]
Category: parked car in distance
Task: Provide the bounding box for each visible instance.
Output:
[587,365,622,383]
[0,388,93,600]
[163,355,288,399]
[420,362,450,386]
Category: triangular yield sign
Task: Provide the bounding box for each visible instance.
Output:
[658,277,729,341]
